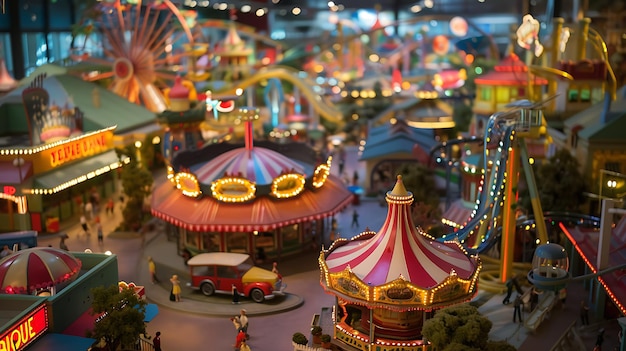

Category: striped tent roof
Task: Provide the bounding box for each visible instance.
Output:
[324,176,478,289]
[0,248,82,294]
[192,146,311,186]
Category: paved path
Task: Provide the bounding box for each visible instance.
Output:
[34,145,623,351]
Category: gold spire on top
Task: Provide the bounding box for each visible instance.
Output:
[390,175,409,196]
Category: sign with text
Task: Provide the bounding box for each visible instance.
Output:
[36,130,114,173]
[0,304,48,351]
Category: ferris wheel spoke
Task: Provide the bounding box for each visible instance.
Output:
[137,6,152,49]
[83,70,114,82]
[100,17,126,57]
[144,12,173,51]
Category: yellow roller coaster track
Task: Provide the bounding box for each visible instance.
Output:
[215,65,345,127]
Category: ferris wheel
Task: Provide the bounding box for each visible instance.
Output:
[76,0,197,112]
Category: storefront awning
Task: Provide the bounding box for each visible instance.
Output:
[27,333,95,351]
[151,174,354,232]
[30,150,125,194]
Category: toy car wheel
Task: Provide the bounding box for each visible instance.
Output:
[250,288,265,303]
[200,282,215,296]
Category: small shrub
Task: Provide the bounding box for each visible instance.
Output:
[293,332,308,345]
[311,326,323,336]
[320,334,331,343]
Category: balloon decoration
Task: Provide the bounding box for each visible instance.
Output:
[432,35,451,56]
[449,17,468,37]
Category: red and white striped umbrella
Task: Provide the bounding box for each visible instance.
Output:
[194,146,309,185]
[0,247,82,294]
[324,177,479,289]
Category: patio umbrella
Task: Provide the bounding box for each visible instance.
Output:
[0,247,82,294]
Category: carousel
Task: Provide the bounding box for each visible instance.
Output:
[319,176,482,351]
[151,108,353,261]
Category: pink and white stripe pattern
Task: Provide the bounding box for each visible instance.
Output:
[194,147,306,185]
[325,177,477,289]
[0,247,82,294]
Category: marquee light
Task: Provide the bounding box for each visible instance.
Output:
[312,157,332,188]
[271,173,305,199]
[211,177,256,202]
[174,172,202,197]
[25,157,126,195]
[0,126,116,156]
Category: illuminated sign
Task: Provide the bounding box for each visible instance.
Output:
[3,186,16,195]
[0,305,48,351]
[50,133,108,167]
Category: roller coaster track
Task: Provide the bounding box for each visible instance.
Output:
[430,101,601,291]
[215,65,345,127]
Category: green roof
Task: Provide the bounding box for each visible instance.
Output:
[3,74,155,134]
[578,112,626,141]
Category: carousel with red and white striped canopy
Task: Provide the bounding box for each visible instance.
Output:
[319,175,481,351]
[152,107,353,262]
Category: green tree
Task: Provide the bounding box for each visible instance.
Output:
[518,149,587,213]
[116,146,154,231]
[397,163,442,231]
[88,285,147,351]
[452,102,474,133]
[422,304,514,351]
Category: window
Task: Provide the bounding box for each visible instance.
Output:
[580,88,591,102]
[216,265,238,278]
[21,33,48,76]
[480,87,492,101]
[605,162,621,173]
[185,231,200,248]
[568,89,579,102]
[496,87,510,103]
[227,232,248,253]
[201,232,220,252]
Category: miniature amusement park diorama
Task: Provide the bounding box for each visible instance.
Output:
[2,0,626,350]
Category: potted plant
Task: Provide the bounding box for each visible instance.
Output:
[292,332,308,350]
[311,326,323,344]
[320,334,332,349]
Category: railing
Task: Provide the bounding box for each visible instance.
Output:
[137,335,155,351]
[549,321,586,351]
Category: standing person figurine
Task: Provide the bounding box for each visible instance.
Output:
[59,238,69,251]
[235,330,246,350]
[351,210,359,228]
[239,339,251,351]
[502,274,523,304]
[513,294,523,323]
[84,201,93,221]
[96,218,104,244]
[170,275,181,302]
[558,287,567,309]
[271,262,279,275]
[580,300,590,325]
[530,287,540,311]
[352,170,359,186]
[80,214,89,236]
[148,256,160,284]
[595,328,605,349]
[239,309,249,339]
[106,198,115,215]
[232,284,240,304]
[153,331,161,351]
